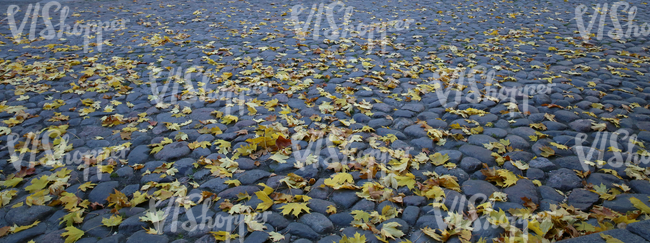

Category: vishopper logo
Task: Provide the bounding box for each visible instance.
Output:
[4,1,130,53]
[575,1,650,42]
[144,193,271,243]
[288,1,414,54]
[432,65,556,118]
[148,65,269,117]
[575,129,650,171]
[4,129,129,181]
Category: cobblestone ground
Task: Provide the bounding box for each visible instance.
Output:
[1,0,650,242]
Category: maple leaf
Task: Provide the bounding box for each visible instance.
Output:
[575,221,597,232]
[276,136,291,150]
[379,221,405,241]
[528,217,553,237]
[61,226,84,243]
[60,211,84,227]
[254,191,274,211]
[340,232,367,243]
[539,146,555,158]
[139,210,166,223]
[225,179,241,186]
[102,215,123,227]
[164,122,181,131]
[15,166,35,178]
[498,170,518,187]
[130,191,148,207]
[25,175,50,193]
[78,182,96,192]
[326,205,337,214]
[630,197,650,214]
[214,140,231,154]
[2,176,23,188]
[269,152,289,163]
[429,153,450,166]
[221,115,238,124]
[174,132,189,141]
[59,192,80,211]
[0,226,9,237]
[210,231,238,241]
[592,122,607,131]
[268,231,284,242]
[280,202,310,217]
[10,220,40,234]
[600,233,624,243]
[324,173,356,190]
[244,214,266,231]
[107,189,131,210]
[421,227,443,241]
[26,189,52,206]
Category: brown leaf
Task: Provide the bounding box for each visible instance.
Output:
[0,226,10,237]
[276,136,292,150]
[16,166,36,178]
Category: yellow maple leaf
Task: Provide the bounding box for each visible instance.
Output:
[630,197,650,214]
[10,220,40,234]
[280,202,310,217]
[600,233,624,243]
[324,173,356,190]
[61,226,84,243]
[101,215,123,227]
[25,175,50,193]
[539,146,555,158]
[254,191,274,211]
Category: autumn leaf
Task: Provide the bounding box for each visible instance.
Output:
[280,202,310,217]
[430,153,450,166]
[600,233,624,243]
[101,215,123,227]
[630,197,650,214]
[269,152,289,163]
[78,182,96,192]
[25,175,50,193]
[254,191,274,211]
[539,146,555,158]
[379,221,405,241]
[324,173,356,190]
[61,226,85,243]
[340,232,367,243]
[268,231,284,242]
[210,231,238,241]
[60,211,84,227]
[221,115,238,124]
[326,205,337,214]
[592,122,607,132]
[2,176,23,188]
[10,220,40,234]
[276,136,291,150]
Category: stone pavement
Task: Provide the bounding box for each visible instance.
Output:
[0,0,650,242]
